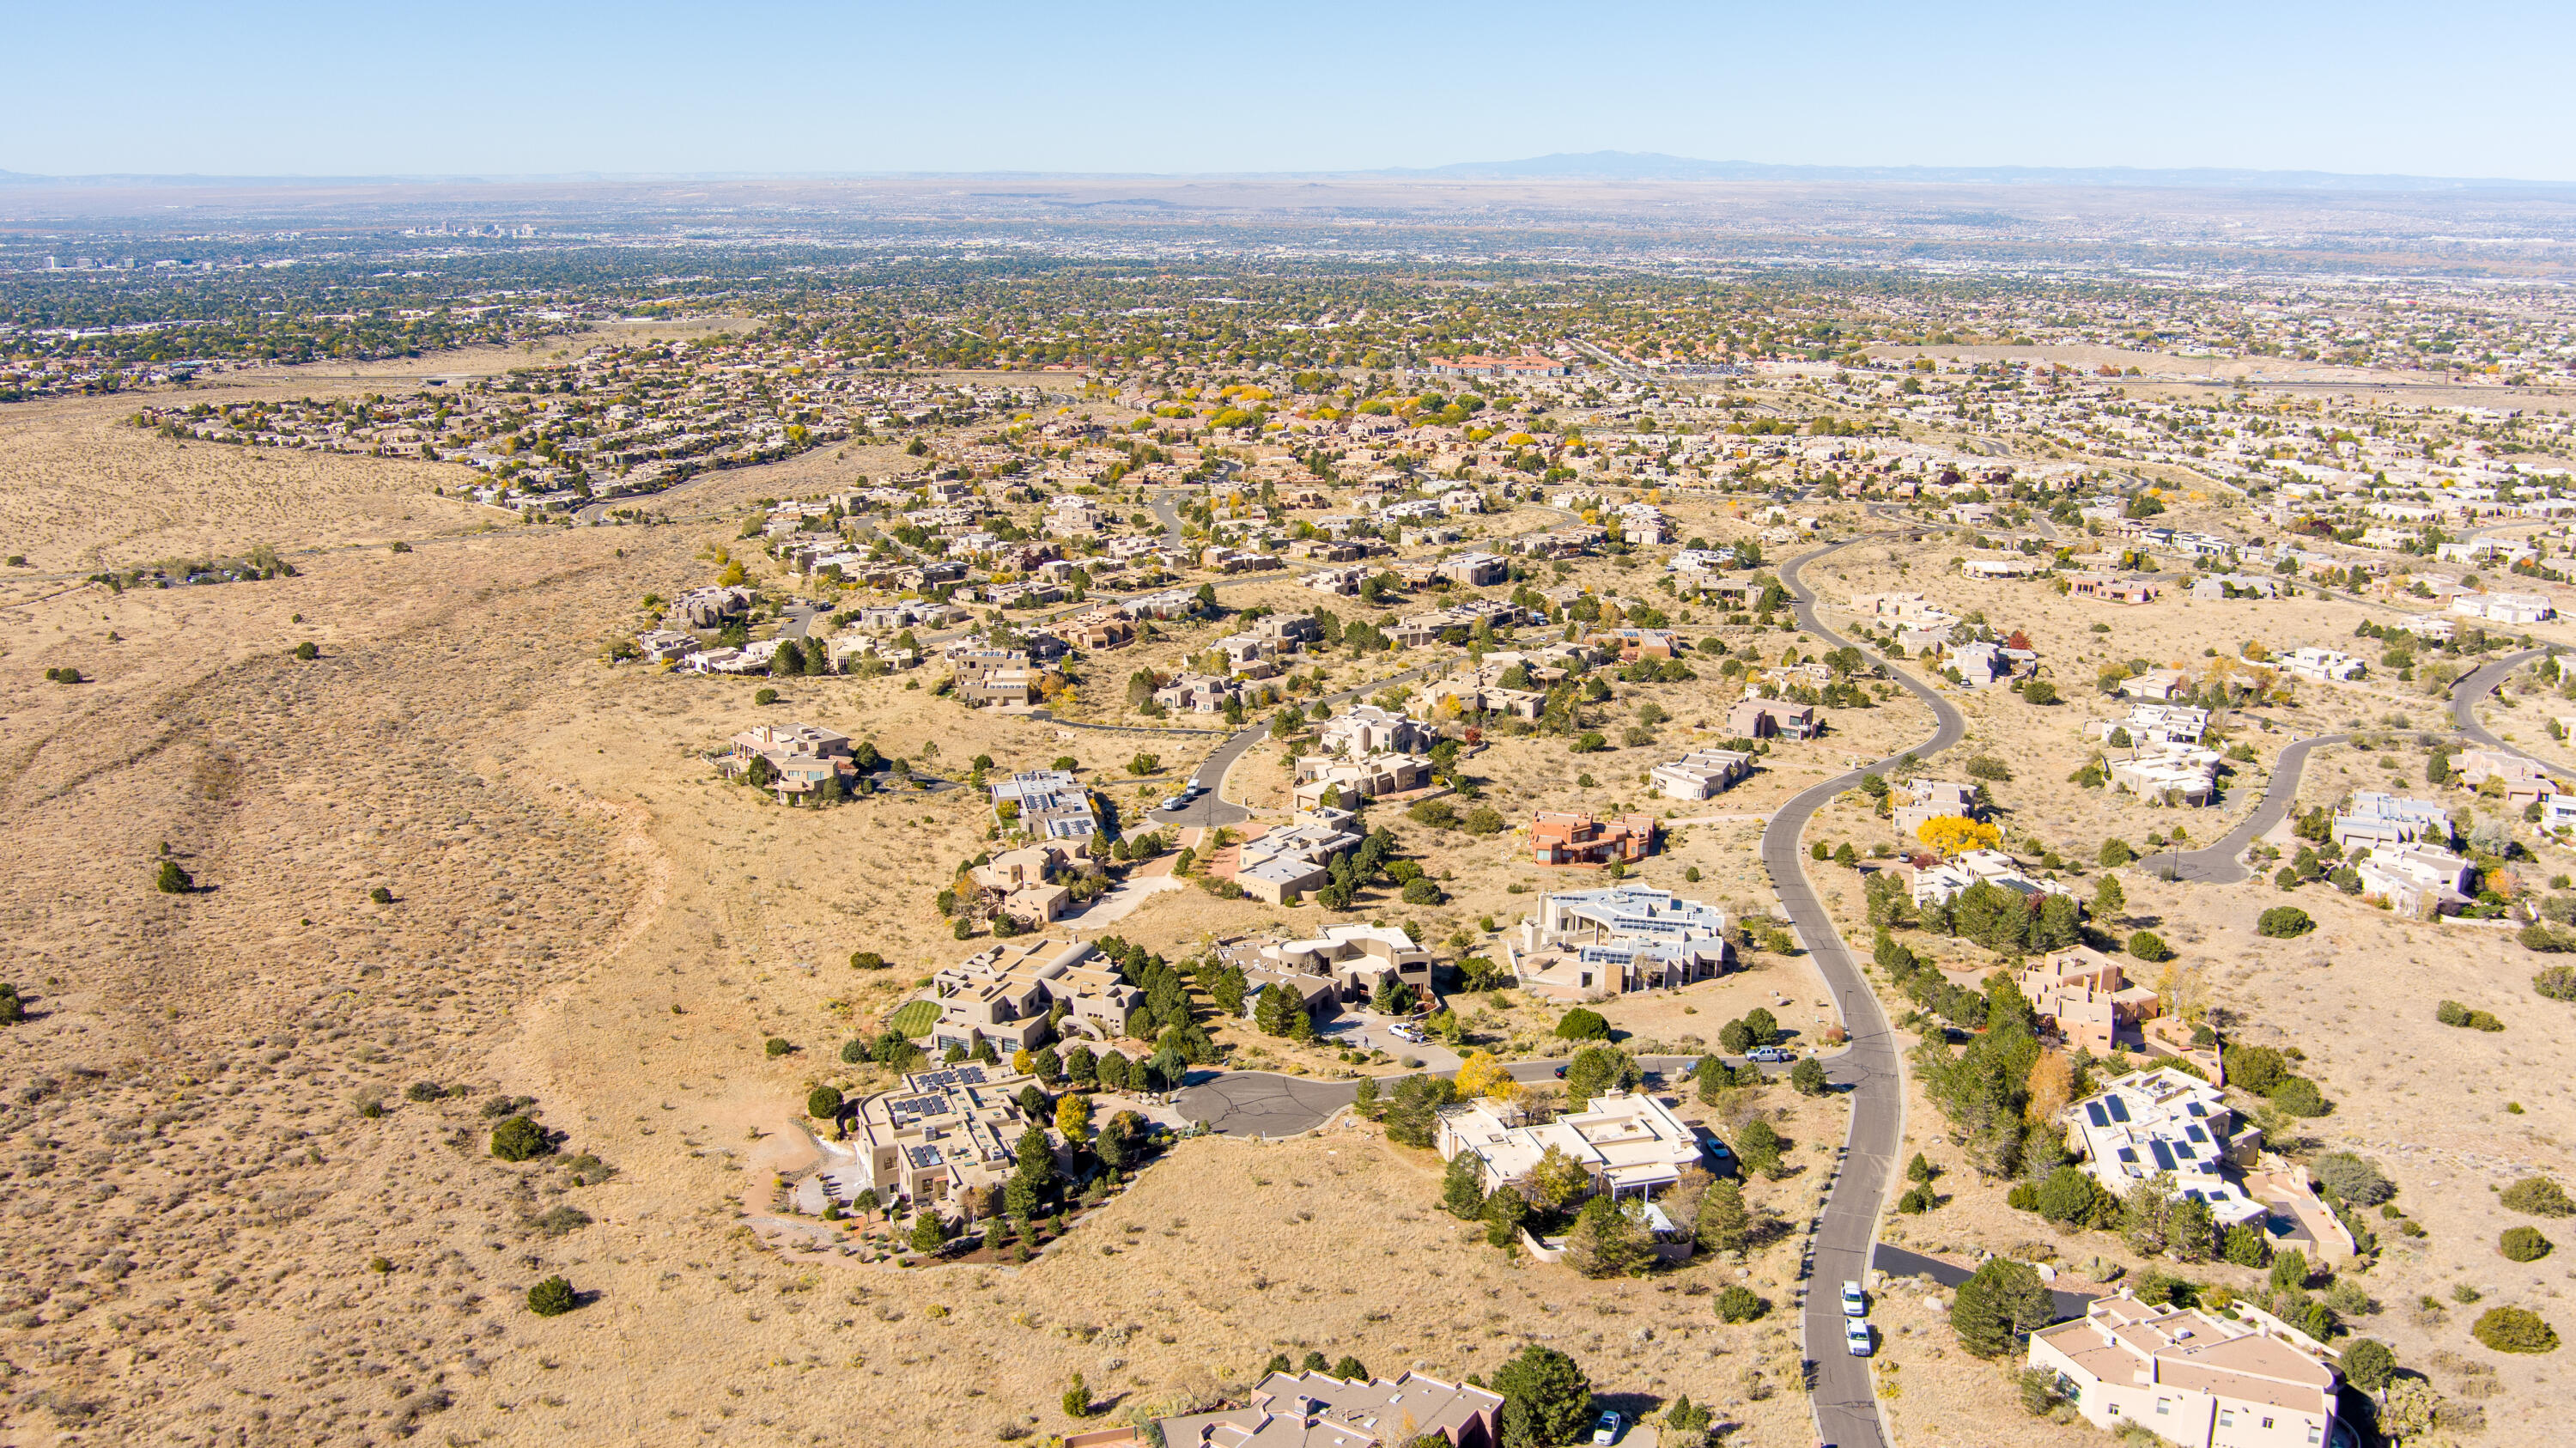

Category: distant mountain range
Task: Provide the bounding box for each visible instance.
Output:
[1373,151,2573,192]
[3,152,2567,192]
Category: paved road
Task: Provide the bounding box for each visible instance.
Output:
[1143,661,1441,833]
[1769,538,1965,1448]
[1176,1052,1856,1139]
[2452,646,2564,769]
[2157,733,2353,884]
[1871,1244,2096,1323]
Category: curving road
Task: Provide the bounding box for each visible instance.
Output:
[1768,538,1965,1448]
[2156,733,2353,884]
[2452,647,2565,770]
[2159,643,2564,882]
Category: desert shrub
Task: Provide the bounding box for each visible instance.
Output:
[2501,1176,2576,1217]
[851,951,888,970]
[1714,1284,1766,1323]
[2270,1076,2330,1117]
[490,1115,548,1162]
[526,1275,578,1317]
[368,885,393,904]
[293,641,319,660]
[807,1086,845,1119]
[2501,1226,2554,1262]
[2016,1366,2063,1414]
[2312,1153,2393,1206]
[2256,906,2313,939]
[2435,1000,2500,1031]
[561,1153,616,1185]
[155,861,192,893]
[404,1080,445,1103]
[2536,964,2576,997]
[1555,1007,1611,1041]
[534,1204,592,1238]
[2472,1305,2559,1354]
[764,1037,793,1056]
[2126,929,2172,963]
[0,985,21,1026]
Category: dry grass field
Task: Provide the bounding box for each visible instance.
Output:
[17,359,2576,1448]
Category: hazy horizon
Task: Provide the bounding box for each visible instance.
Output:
[13,0,2573,183]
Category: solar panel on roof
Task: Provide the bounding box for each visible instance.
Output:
[955,1066,988,1084]
[2105,1096,2131,1123]
[2148,1140,2176,1171]
[2086,1103,2109,1128]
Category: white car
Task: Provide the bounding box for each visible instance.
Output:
[1589,1409,1623,1445]
[1840,1281,1866,1317]
[1844,1317,1874,1356]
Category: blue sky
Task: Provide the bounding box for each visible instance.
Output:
[11,0,2573,181]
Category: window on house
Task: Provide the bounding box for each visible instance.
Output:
[2156,1400,2171,1415]
[2262,1419,2275,1430]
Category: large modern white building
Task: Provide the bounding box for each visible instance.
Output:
[1496,885,1730,997]
[1437,1091,1709,1201]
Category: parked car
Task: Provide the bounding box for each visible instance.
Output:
[1158,795,1188,812]
[1840,1281,1866,1317]
[1552,1063,1568,1079]
[1747,1046,1796,1063]
[1589,1409,1623,1445]
[1844,1317,1873,1356]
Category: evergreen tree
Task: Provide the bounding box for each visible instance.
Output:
[1694,1180,1751,1256]
[1442,1153,1488,1219]
[1950,1257,2053,1358]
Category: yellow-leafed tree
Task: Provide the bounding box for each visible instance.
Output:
[1915,816,2001,856]
[1454,1049,1512,1099]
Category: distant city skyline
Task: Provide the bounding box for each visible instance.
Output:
[13,0,2575,185]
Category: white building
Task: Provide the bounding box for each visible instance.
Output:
[2353,842,2474,916]
[2280,648,2364,683]
[1437,1091,1709,1201]
[1649,747,1755,800]
[2451,591,2556,624]
[1910,849,2073,908]
[2029,1298,2341,1448]
[2109,745,2223,806]
[2329,791,2451,849]
[2063,1067,2268,1230]
[1498,885,1731,997]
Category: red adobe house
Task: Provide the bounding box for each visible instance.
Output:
[1530,812,1657,867]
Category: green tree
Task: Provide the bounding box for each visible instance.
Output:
[1062,1372,1091,1419]
[1492,1345,1592,1448]
[910,1210,950,1254]
[1713,1284,1765,1323]
[1950,1256,2054,1358]
[1483,1183,1529,1246]
[2099,838,2134,867]
[2092,873,2125,918]
[2342,1338,2397,1395]
[2222,1222,2271,1267]
[156,860,192,894]
[2257,905,2314,938]
[526,1275,578,1317]
[1442,1152,1488,1219]
[1563,1195,1650,1278]
[1554,1007,1610,1040]
[1694,1179,1750,1256]
[806,1085,844,1120]
[1789,1056,1829,1096]
[2127,929,2172,963]
[1562,1044,1639,1109]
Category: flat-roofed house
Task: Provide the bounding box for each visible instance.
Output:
[1529,811,1656,867]
[1650,748,1754,801]
[1155,1370,1503,1448]
[1437,1091,1709,1202]
[1499,885,1728,997]
[833,1063,1040,1209]
[2016,946,2160,1055]
[2329,791,2451,849]
[2063,1068,2268,1231]
[920,937,1141,1054]
[2028,1297,2341,1448]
